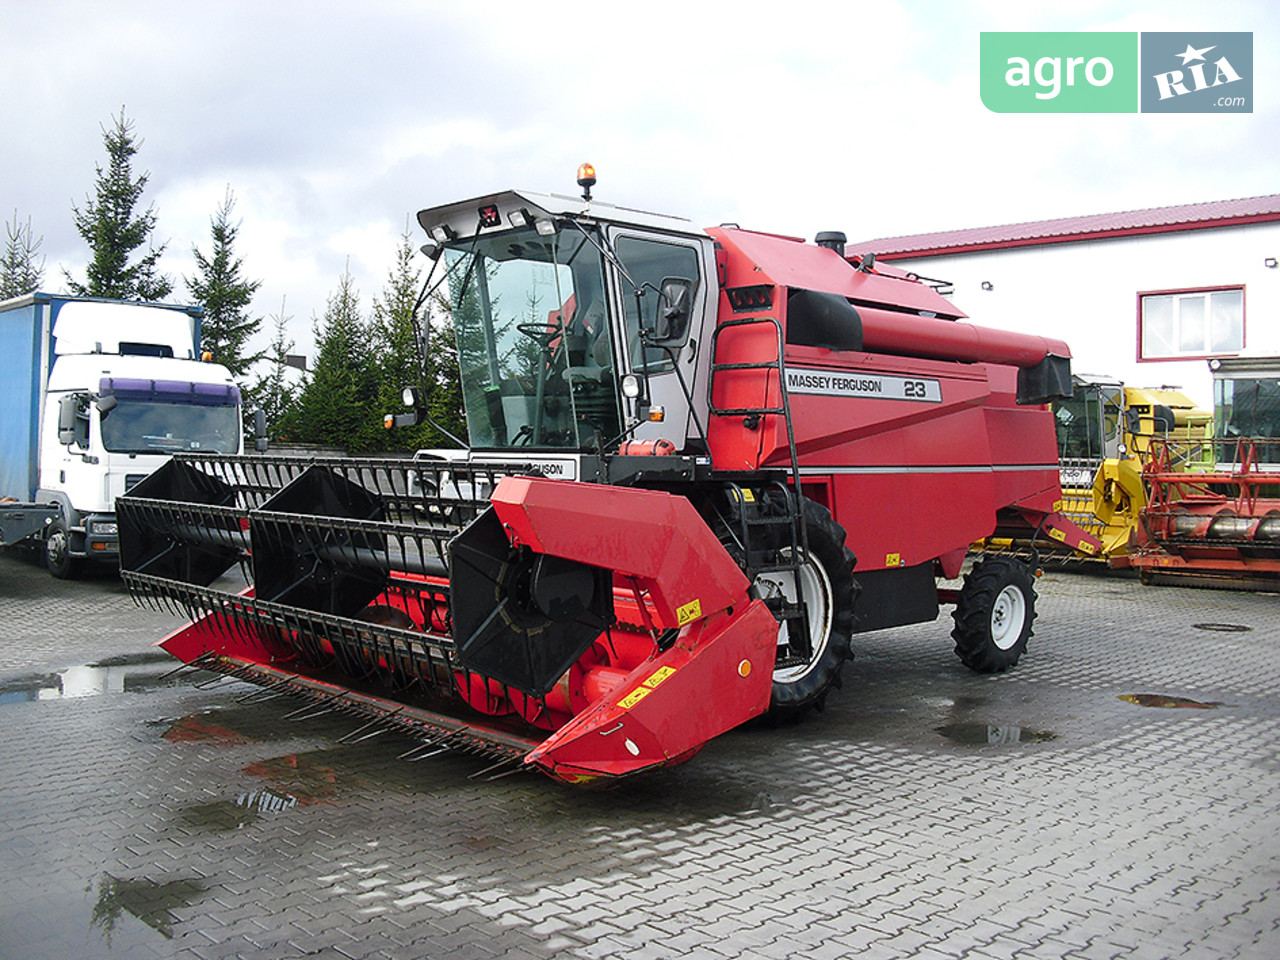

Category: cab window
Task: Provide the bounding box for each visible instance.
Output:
[615,237,700,372]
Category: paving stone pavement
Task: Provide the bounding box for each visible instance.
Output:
[1,547,1278,959]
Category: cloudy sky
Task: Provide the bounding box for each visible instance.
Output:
[2,0,1273,363]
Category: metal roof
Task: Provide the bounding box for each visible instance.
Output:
[848,194,1280,260]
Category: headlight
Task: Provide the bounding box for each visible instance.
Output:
[621,374,643,399]
[90,520,118,536]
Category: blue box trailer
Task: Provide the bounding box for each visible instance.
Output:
[0,293,48,504]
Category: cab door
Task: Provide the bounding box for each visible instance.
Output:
[605,231,710,450]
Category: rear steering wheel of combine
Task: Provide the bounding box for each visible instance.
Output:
[752,499,856,718]
[951,556,1036,673]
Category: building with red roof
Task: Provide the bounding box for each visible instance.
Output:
[848,195,1280,406]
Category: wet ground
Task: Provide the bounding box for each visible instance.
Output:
[2,547,1278,959]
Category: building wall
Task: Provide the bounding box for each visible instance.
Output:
[886,222,1280,407]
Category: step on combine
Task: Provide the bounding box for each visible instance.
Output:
[120,168,1100,784]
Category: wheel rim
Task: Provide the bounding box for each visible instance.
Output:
[990,584,1026,650]
[46,529,68,569]
[755,550,834,683]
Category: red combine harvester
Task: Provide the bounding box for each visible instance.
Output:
[119,171,1100,784]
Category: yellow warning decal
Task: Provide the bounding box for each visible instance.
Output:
[618,686,651,710]
[644,666,677,689]
[1078,540,1097,555]
[1048,528,1067,542]
[885,552,901,567]
[740,488,755,502]
[676,599,702,626]
[1053,499,1064,512]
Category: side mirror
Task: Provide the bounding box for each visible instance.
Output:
[654,277,693,343]
[253,407,269,452]
[58,395,80,445]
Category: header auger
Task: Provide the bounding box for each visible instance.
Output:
[121,171,1100,784]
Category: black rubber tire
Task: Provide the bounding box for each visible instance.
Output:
[756,499,857,718]
[951,556,1036,673]
[44,519,79,580]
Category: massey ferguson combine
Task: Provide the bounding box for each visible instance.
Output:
[119,170,1099,785]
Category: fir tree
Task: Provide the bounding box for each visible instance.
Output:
[369,229,463,452]
[247,298,297,439]
[287,267,382,453]
[0,211,44,299]
[186,188,263,377]
[424,290,465,446]
[65,107,172,301]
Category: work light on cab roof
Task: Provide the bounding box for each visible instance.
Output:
[577,162,596,201]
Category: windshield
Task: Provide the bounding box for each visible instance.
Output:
[1217,376,1280,440]
[1054,387,1120,461]
[100,399,240,454]
[443,224,622,449]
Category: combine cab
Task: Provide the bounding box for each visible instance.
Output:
[121,173,1099,783]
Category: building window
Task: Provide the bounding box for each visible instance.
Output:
[1139,286,1244,360]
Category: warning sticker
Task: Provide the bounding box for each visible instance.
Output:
[644,666,676,688]
[676,599,702,626]
[786,368,942,403]
[618,687,651,710]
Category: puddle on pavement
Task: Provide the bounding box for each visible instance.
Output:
[149,712,255,745]
[241,748,356,806]
[936,723,1058,745]
[176,748,358,831]
[0,651,215,704]
[1118,694,1225,709]
[1191,622,1252,633]
[181,788,300,831]
[90,872,206,941]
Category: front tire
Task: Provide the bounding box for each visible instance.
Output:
[752,499,856,717]
[951,557,1036,672]
[45,520,79,580]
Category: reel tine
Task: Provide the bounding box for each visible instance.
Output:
[282,690,345,721]
[338,707,403,744]
[483,765,528,782]
[469,757,519,781]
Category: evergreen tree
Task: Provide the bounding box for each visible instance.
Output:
[247,298,297,439]
[286,267,382,453]
[186,188,263,377]
[369,229,463,452]
[65,108,172,301]
[425,289,465,446]
[0,210,44,299]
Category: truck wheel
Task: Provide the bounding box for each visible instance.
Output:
[45,520,78,580]
[753,500,856,718]
[951,557,1036,672]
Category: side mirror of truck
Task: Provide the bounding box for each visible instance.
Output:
[253,407,269,453]
[653,277,693,343]
[58,394,85,446]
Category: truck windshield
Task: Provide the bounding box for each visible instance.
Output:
[442,224,622,450]
[100,399,240,454]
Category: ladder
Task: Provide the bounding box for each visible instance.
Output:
[707,317,814,667]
